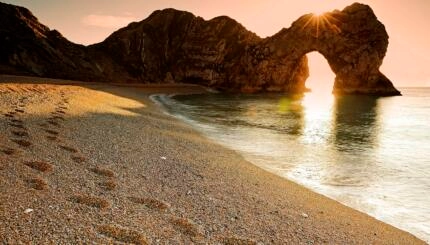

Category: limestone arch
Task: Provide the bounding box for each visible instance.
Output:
[245,3,400,96]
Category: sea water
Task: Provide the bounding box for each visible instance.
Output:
[151,87,430,242]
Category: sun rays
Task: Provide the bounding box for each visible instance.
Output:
[301,12,342,38]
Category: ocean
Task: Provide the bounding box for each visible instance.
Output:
[151,87,430,242]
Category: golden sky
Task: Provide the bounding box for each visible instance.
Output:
[4,0,430,87]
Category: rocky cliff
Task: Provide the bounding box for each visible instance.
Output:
[250,3,400,95]
[0,3,109,81]
[0,2,401,95]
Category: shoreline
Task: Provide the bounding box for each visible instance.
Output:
[0,75,425,244]
[151,90,430,242]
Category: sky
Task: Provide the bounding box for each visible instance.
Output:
[3,0,430,87]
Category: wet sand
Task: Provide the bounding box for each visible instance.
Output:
[0,75,425,244]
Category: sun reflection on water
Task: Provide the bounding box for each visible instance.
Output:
[162,87,430,241]
[300,90,334,144]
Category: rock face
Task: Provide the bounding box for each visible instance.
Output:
[0,3,110,81]
[249,3,400,95]
[91,9,261,86]
[0,2,401,95]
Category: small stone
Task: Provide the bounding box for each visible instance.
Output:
[301,212,308,218]
[160,156,167,160]
[24,208,33,214]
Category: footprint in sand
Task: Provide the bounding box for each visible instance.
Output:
[4,113,14,118]
[6,87,17,92]
[46,135,58,141]
[29,87,42,94]
[222,237,257,245]
[70,194,110,209]
[24,161,54,172]
[128,197,170,212]
[51,115,65,121]
[71,155,86,163]
[44,129,59,135]
[11,119,23,123]
[9,123,26,130]
[11,130,29,137]
[90,167,115,177]
[170,217,204,238]
[97,224,149,245]
[55,110,66,115]
[12,139,32,148]
[26,177,48,190]
[59,145,78,153]
[47,120,61,127]
[7,111,17,116]
[99,180,117,191]
[0,146,16,155]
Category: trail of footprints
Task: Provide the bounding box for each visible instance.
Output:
[1,95,45,191]
[1,88,254,244]
[4,96,32,149]
[39,91,87,163]
[45,93,209,242]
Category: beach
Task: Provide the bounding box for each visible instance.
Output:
[0,75,425,244]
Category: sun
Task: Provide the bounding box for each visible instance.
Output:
[305,2,344,17]
[301,12,341,38]
[312,10,327,17]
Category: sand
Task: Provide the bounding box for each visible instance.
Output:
[0,75,425,244]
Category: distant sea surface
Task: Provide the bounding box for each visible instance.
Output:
[151,87,430,241]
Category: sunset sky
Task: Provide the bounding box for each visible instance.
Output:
[3,0,430,87]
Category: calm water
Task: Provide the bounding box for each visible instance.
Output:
[151,88,430,241]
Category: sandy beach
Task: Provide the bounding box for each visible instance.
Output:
[0,75,425,244]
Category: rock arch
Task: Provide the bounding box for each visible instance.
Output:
[241,3,401,95]
[0,2,401,96]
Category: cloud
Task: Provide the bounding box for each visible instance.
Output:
[82,14,138,28]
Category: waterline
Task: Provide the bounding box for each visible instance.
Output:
[151,89,430,242]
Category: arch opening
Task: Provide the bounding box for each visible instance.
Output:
[305,51,336,94]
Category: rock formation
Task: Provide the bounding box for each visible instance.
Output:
[0,2,401,95]
[248,3,400,95]
[0,3,108,81]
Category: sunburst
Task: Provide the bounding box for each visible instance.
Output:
[301,12,342,38]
